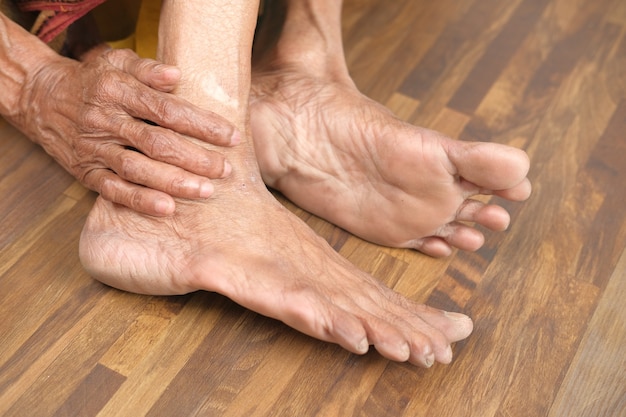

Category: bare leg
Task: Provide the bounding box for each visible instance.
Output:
[251,0,531,257]
[79,0,473,367]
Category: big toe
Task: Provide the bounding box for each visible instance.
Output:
[448,141,530,191]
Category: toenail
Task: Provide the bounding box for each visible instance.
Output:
[399,343,411,361]
[424,353,435,368]
[154,197,174,215]
[444,311,470,321]
[357,337,369,354]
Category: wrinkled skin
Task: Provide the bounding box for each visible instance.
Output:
[250,70,531,257]
[14,47,240,215]
[79,0,475,368]
[248,0,530,257]
[79,113,475,368]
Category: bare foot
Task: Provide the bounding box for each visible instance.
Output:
[79,0,472,367]
[79,121,473,366]
[250,69,531,257]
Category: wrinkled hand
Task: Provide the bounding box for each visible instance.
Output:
[17,48,240,216]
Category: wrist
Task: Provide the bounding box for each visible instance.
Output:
[0,15,62,120]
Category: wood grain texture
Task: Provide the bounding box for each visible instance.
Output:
[1,0,625,415]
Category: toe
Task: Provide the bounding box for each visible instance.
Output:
[411,236,454,257]
[411,223,485,255]
[364,317,413,362]
[411,305,474,343]
[457,200,511,231]
[494,177,532,201]
[407,328,452,367]
[434,222,485,252]
[325,308,371,355]
[407,332,437,367]
[448,142,530,192]
[444,226,484,251]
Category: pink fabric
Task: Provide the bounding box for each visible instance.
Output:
[16,0,107,42]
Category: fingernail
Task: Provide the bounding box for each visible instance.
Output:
[357,337,369,354]
[222,161,232,178]
[155,198,174,215]
[154,64,179,75]
[230,129,241,146]
[199,181,214,198]
[153,64,170,73]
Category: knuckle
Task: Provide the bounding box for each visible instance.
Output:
[135,57,158,76]
[75,166,96,189]
[103,48,133,66]
[167,175,190,195]
[118,153,138,179]
[143,132,171,157]
[119,121,148,149]
[71,137,94,159]
[196,155,219,175]
[129,189,146,211]
[96,171,116,198]
[101,48,121,63]
[91,72,120,104]
[79,106,107,130]
[151,97,175,121]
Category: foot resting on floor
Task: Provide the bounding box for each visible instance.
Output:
[79,82,473,368]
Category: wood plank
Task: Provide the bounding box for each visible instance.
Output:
[1,0,625,415]
[143,306,259,416]
[462,0,620,142]
[399,0,520,100]
[1,289,146,416]
[98,296,188,376]
[349,0,462,103]
[447,0,549,115]
[52,364,126,417]
[576,100,626,288]
[95,294,230,417]
[0,196,100,389]
[220,332,314,416]
[548,248,626,417]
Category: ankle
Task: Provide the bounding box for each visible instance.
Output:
[256,1,349,80]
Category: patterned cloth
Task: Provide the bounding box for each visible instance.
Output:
[15,0,107,43]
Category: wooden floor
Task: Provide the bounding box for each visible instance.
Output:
[2,0,625,415]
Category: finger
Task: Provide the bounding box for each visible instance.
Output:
[103,48,181,92]
[108,147,219,200]
[117,120,232,179]
[101,48,239,146]
[130,89,241,147]
[107,71,239,147]
[86,168,176,216]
